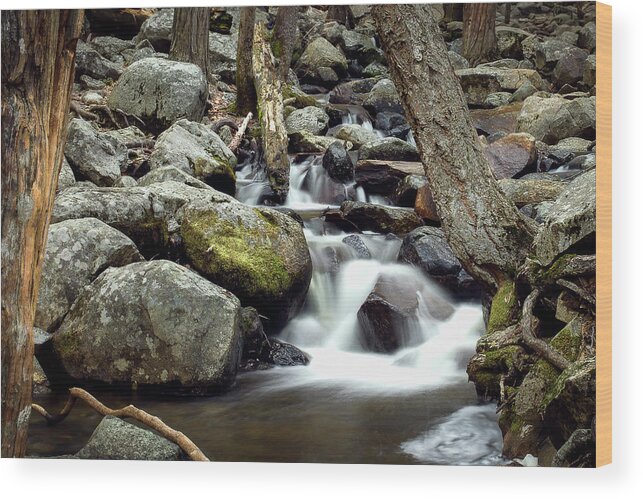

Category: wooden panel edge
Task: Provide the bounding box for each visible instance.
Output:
[596,1,612,468]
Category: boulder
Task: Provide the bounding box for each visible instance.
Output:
[138,165,213,190]
[583,54,596,87]
[51,260,242,393]
[296,37,348,85]
[496,26,532,59]
[498,178,566,208]
[90,36,135,63]
[285,106,330,136]
[363,78,404,115]
[107,58,208,131]
[35,218,143,333]
[76,416,181,460]
[180,201,312,331]
[358,137,419,162]
[209,31,237,82]
[57,158,76,192]
[149,119,236,194]
[322,141,354,182]
[327,124,378,149]
[338,201,423,235]
[362,61,388,78]
[64,118,127,186]
[74,41,122,82]
[398,226,480,299]
[339,30,382,66]
[483,92,513,108]
[516,95,596,144]
[392,175,428,208]
[448,51,469,70]
[577,22,597,52]
[532,169,596,265]
[341,234,371,259]
[522,36,577,73]
[553,46,590,87]
[289,130,353,154]
[484,132,537,179]
[135,8,173,51]
[456,67,546,107]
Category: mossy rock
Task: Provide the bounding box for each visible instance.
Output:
[466,345,526,399]
[487,281,519,333]
[180,201,312,331]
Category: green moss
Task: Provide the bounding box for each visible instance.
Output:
[541,357,595,410]
[282,84,320,108]
[54,328,82,361]
[180,209,293,300]
[550,321,582,362]
[481,345,521,371]
[525,254,579,286]
[487,281,519,333]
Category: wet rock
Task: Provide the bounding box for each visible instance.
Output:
[107,58,208,131]
[338,201,423,235]
[342,234,371,259]
[36,218,143,333]
[484,132,537,179]
[296,37,348,86]
[398,226,480,299]
[456,67,546,107]
[259,338,310,367]
[375,112,407,132]
[363,78,404,115]
[358,137,419,162]
[339,30,382,66]
[532,169,596,265]
[327,123,378,149]
[76,416,181,460]
[498,178,565,208]
[322,141,354,182]
[64,118,127,186]
[289,130,352,154]
[52,260,242,393]
[180,201,312,331]
[135,8,173,51]
[392,175,428,208]
[285,106,330,136]
[149,119,236,195]
[57,158,76,192]
[354,159,425,196]
[74,41,123,82]
[517,95,596,144]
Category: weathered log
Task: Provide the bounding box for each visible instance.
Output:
[252,23,290,202]
[229,112,253,153]
[31,387,209,461]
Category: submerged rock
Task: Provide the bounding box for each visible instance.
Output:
[76,416,181,460]
[51,260,242,393]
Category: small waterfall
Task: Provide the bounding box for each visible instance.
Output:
[235,162,271,205]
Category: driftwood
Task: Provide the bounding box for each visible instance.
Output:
[31,387,209,461]
[520,289,571,371]
[229,112,253,153]
[252,23,290,202]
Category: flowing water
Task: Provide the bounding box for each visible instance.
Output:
[28,111,506,465]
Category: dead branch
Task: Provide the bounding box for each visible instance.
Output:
[229,112,253,153]
[31,387,209,461]
[557,278,596,306]
[87,104,120,128]
[70,101,99,121]
[211,118,239,134]
[520,289,571,371]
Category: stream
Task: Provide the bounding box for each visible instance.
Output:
[28,108,506,466]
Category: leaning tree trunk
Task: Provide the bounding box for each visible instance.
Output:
[462,3,498,66]
[272,6,298,83]
[170,7,210,79]
[252,23,290,202]
[372,4,535,291]
[236,7,256,115]
[1,9,84,458]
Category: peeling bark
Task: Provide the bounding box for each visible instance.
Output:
[372,4,535,291]
[1,9,84,458]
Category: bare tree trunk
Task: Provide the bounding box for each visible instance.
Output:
[462,3,498,66]
[170,7,210,78]
[372,4,535,291]
[252,23,290,202]
[236,7,256,116]
[1,9,84,458]
[505,3,512,24]
[327,6,355,29]
[272,6,298,83]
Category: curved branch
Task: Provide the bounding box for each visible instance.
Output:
[520,289,571,371]
[31,387,209,461]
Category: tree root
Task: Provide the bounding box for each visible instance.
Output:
[550,428,594,467]
[70,101,99,121]
[520,289,571,371]
[31,387,209,461]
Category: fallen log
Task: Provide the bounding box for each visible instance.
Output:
[252,23,290,202]
[31,387,209,461]
[229,111,253,153]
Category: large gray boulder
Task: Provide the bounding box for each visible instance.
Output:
[36,218,143,333]
[532,169,596,265]
[64,118,127,186]
[456,67,546,107]
[338,30,382,66]
[338,201,423,235]
[363,78,404,115]
[296,36,348,85]
[57,158,76,192]
[553,46,590,87]
[285,106,330,136]
[135,8,173,51]
[74,41,122,82]
[522,36,578,73]
[358,137,419,162]
[107,58,208,131]
[149,119,237,195]
[517,95,596,144]
[137,165,213,190]
[327,123,378,149]
[209,32,237,83]
[76,416,181,460]
[51,260,242,393]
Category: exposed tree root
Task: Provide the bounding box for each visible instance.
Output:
[520,289,571,371]
[31,387,209,461]
[70,101,99,121]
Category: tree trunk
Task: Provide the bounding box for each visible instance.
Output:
[1,9,84,458]
[252,23,290,202]
[170,7,210,79]
[372,4,535,291]
[505,3,512,25]
[236,7,256,116]
[327,6,355,29]
[462,3,498,66]
[443,4,463,23]
[272,6,298,83]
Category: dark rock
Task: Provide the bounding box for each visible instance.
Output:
[74,41,122,82]
[342,234,371,259]
[322,142,354,182]
[392,175,428,208]
[375,112,407,132]
[339,201,423,235]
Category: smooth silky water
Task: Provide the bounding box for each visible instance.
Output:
[28,114,506,465]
